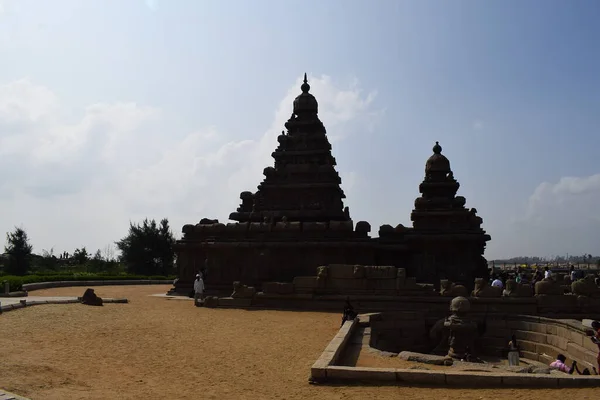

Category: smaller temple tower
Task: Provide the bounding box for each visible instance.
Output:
[410,142,490,288]
[229,74,349,223]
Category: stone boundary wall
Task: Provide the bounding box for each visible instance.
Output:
[22,280,172,292]
[0,298,128,313]
[203,264,600,317]
[310,318,358,381]
[309,315,600,387]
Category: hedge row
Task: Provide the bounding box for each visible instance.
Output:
[0,274,176,292]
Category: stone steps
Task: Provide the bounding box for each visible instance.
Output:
[0,389,30,400]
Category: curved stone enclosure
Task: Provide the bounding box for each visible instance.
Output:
[369,312,600,371]
[311,316,600,387]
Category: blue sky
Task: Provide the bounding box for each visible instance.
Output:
[0,0,598,259]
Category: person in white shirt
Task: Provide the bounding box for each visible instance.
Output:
[491,275,503,289]
[570,266,577,282]
[544,267,553,280]
[193,274,205,306]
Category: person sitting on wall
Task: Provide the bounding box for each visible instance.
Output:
[544,266,553,280]
[550,354,580,374]
[341,298,358,327]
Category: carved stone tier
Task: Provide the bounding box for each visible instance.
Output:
[230,74,349,224]
[409,142,491,290]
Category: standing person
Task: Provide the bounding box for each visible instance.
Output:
[193,274,205,307]
[570,265,577,282]
[507,335,520,366]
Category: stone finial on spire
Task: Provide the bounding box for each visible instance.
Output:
[301,72,310,93]
[433,141,442,154]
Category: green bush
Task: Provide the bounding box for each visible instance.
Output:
[0,273,176,292]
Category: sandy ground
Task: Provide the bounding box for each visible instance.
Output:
[0,285,598,400]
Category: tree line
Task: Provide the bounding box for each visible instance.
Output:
[1,218,177,277]
[492,254,600,266]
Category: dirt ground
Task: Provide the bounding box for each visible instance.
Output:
[0,285,598,400]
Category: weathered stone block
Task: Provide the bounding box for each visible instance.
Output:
[328,279,367,291]
[546,334,569,350]
[310,359,328,381]
[502,374,558,387]
[292,276,318,290]
[546,324,558,335]
[396,369,446,385]
[328,264,357,279]
[568,329,585,347]
[326,366,397,382]
[303,222,328,231]
[262,282,294,295]
[446,371,503,387]
[566,342,597,366]
[521,350,539,361]
[538,353,554,365]
[364,265,396,279]
[217,297,252,307]
[366,279,397,291]
[535,279,564,295]
[558,376,600,388]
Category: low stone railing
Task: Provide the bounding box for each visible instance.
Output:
[22,280,172,292]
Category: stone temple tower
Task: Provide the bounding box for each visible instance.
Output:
[229,73,350,223]
[410,142,491,288]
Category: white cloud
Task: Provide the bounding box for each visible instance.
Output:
[526,174,600,226]
[0,75,380,254]
[505,174,600,257]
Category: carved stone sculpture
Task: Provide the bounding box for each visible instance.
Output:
[443,297,478,360]
[535,278,564,296]
[572,275,600,298]
[80,288,103,306]
[231,281,256,299]
[472,278,502,298]
[440,280,468,297]
[502,279,533,297]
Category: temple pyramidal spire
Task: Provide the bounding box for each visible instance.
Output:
[229,73,350,223]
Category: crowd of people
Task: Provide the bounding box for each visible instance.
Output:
[489,265,600,293]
